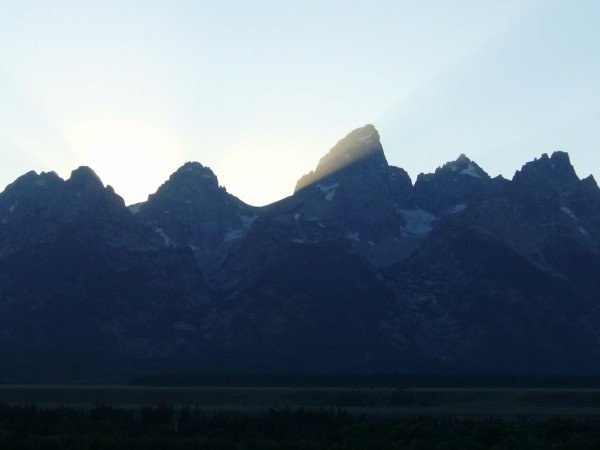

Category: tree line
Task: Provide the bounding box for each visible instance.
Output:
[0,402,599,449]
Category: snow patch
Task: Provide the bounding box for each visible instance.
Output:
[317,182,339,201]
[294,213,300,220]
[460,162,483,178]
[129,204,141,214]
[579,227,590,237]
[224,229,245,242]
[35,179,45,186]
[561,206,578,220]
[447,204,467,214]
[398,209,438,235]
[346,231,360,242]
[155,228,172,246]
[239,214,258,229]
[8,201,17,212]
[292,238,307,243]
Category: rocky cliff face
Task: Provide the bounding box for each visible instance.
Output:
[2,126,600,380]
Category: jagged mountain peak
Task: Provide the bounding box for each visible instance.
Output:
[412,155,491,215]
[582,174,599,189]
[169,161,219,187]
[145,162,223,204]
[5,170,62,192]
[67,166,104,192]
[550,150,572,164]
[389,166,413,196]
[423,154,490,181]
[294,124,386,193]
[178,161,217,177]
[513,151,579,186]
[64,166,128,209]
[132,160,256,263]
[0,168,120,212]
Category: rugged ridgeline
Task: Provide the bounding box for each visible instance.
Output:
[0,168,208,364]
[1,125,600,381]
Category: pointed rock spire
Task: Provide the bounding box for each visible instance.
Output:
[294,124,386,193]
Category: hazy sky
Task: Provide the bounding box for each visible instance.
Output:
[1,0,599,206]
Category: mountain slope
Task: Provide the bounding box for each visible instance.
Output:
[202,239,406,372]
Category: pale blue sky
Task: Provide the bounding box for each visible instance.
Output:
[0,0,598,205]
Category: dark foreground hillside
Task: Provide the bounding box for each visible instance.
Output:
[1,403,600,450]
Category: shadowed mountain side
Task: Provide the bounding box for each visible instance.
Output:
[385,223,600,373]
[383,156,600,372]
[203,239,408,372]
[462,152,600,273]
[0,235,208,359]
[0,167,209,360]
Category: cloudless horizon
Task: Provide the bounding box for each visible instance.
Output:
[1,0,599,206]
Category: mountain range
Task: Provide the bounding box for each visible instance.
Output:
[1,124,600,381]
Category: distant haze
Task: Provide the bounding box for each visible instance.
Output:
[1,0,599,206]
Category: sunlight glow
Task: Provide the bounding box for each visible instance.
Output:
[213,132,326,206]
[64,121,183,204]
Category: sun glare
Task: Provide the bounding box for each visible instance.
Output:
[65,121,183,205]
[213,133,324,206]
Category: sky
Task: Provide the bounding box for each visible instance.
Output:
[0,0,599,206]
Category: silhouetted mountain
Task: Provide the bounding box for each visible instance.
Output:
[2,126,600,381]
[0,167,208,363]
